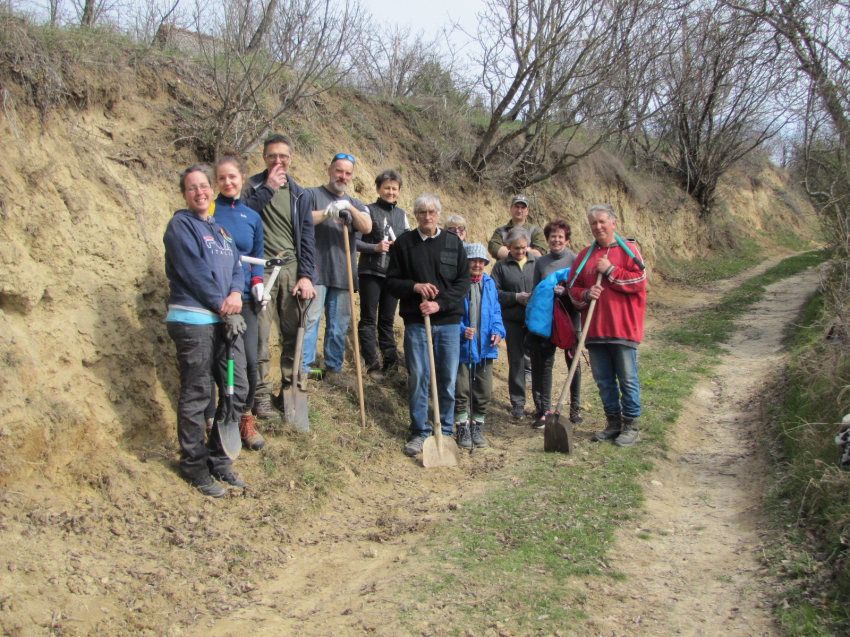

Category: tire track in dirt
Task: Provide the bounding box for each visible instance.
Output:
[580,267,821,636]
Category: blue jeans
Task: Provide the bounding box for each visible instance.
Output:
[587,344,641,418]
[404,323,459,437]
[302,285,351,373]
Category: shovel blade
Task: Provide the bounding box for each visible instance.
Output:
[218,420,242,459]
[544,414,574,454]
[282,385,309,432]
[422,433,461,468]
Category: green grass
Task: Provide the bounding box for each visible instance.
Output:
[658,237,764,285]
[759,276,850,636]
[662,250,829,351]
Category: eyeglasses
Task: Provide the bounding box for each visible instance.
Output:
[264,153,291,161]
[185,184,211,193]
[416,210,440,218]
[333,153,355,164]
[447,226,466,234]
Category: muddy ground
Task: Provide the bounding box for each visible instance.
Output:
[0,257,818,637]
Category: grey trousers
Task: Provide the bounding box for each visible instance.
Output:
[454,359,495,421]
[167,321,248,480]
[504,320,529,409]
[256,263,301,400]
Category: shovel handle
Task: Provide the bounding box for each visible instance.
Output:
[343,224,368,428]
[423,297,444,447]
[554,272,603,414]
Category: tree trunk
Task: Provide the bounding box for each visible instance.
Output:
[247,0,279,53]
[81,0,95,26]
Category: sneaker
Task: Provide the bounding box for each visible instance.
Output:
[307,368,325,381]
[471,420,488,448]
[404,435,427,457]
[532,410,553,430]
[614,417,640,447]
[569,403,584,424]
[213,471,247,488]
[510,406,525,420]
[252,399,281,421]
[239,414,266,451]
[192,475,226,498]
[455,421,472,449]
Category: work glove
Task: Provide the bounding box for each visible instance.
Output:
[223,313,247,339]
[251,277,267,312]
[324,201,352,224]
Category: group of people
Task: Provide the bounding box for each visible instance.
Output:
[163,133,647,497]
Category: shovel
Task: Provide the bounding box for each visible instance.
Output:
[422,306,461,468]
[343,222,367,428]
[544,272,603,454]
[219,331,242,459]
[281,294,312,432]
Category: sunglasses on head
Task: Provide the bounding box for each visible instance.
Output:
[333,153,355,164]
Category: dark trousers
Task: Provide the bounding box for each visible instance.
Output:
[358,273,400,371]
[529,334,581,415]
[454,359,495,421]
[205,303,258,418]
[504,320,528,409]
[167,322,248,480]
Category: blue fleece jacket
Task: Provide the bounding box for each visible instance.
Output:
[525,267,571,338]
[164,209,243,317]
[210,194,264,298]
[459,274,506,364]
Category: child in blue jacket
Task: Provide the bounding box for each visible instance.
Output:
[455,243,506,449]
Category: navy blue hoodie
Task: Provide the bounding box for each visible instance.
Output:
[164,209,244,317]
[210,194,264,298]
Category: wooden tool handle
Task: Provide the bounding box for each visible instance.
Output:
[343,224,367,428]
[554,272,603,413]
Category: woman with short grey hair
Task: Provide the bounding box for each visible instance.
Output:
[490,226,536,420]
[446,214,468,243]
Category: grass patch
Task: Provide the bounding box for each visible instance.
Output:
[662,250,828,351]
[759,278,850,636]
[658,237,764,285]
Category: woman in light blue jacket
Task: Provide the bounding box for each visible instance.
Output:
[455,243,506,449]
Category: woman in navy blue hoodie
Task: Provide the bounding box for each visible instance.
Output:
[164,165,249,498]
[208,155,267,452]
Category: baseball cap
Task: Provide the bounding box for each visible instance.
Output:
[511,194,530,206]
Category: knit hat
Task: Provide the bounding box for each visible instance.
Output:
[465,243,490,264]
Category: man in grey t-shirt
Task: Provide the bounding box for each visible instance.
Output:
[302,153,372,386]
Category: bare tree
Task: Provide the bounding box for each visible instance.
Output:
[464,0,668,189]
[640,5,787,216]
[185,0,363,157]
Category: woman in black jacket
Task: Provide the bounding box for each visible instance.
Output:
[490,227,536,420]
[356,169,410,380]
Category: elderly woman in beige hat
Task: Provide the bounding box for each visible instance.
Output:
[453,243,506,450]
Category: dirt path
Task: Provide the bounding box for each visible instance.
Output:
[580,266,821,636]
[180,260,819,637]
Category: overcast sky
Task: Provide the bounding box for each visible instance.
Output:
[360,0,482,41]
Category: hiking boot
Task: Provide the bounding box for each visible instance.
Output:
[471,420,488,448]
[240,414,266,451]
[533,410,553,430]
[192,475,226,498]
[455,421,472,449]
[366,365,385,382]
[510,406,525,420]
[325,370,354,390]
[252,399,281,421]
[593,413,622,442]
[404,435,427,457]
[615,416,640,447]
[569,403,584,424]
[213,471,247,488]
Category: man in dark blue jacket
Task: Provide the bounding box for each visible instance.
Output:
[243,134,317,420]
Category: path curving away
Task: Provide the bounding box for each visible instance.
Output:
[580,267,821,636]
